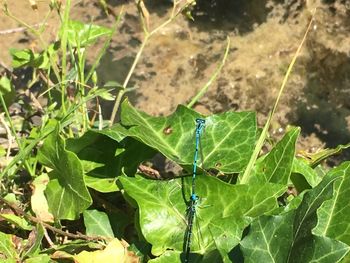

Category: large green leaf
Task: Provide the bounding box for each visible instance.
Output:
[0,232,17,263]
[245,127,300,184]
[64,20,112,47]
[313,162,350,245]
[116,100,256,173]
[83,210,114,238]
[240,170,350,262]
[67,131,156,192]
[120,175,285,259]
[37,125,92,220]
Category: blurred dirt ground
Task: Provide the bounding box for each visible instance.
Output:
[1,0,350,157]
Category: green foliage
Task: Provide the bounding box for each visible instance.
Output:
[0,232,18,262]
[83,210,114,238]
[0,75,15,107]
[247,127,300,184]
[9,45,57,69]
[313,162,350,244]
[120,175,285,257]
[1,1,350,263]
[240,166,350,262]
[64,20,112,47]
[116,100,257,173]
[37,124,92,220]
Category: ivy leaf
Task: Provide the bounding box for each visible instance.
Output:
[120,175,285,258]
[116,100,256,173]
[246,127,300,184]
[37,124,92,220]
[66,131,156,192]
[83,210,114,238]
[240,169,350,262]
[313,162,350,245]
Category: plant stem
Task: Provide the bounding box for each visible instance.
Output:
[60,0,71,115]
[2,6,61,83]
[109,34,149,126]
[239,10,316,184]
[109,1,195,125]
[86,8,123,83]
[0,197,109,242]
[187,36,230,108]
[1,88,108,178]
[0,94,34,176]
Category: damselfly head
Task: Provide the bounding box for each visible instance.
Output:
[195,118,206,134]
[190,193,199,201]
[195,118,206,125]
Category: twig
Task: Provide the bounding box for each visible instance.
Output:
[38,70,55,87]
[43,227,55,247]
[23,89,44,112]
[0,23,47,35]
[0,197,109,242]
[98,104,103,130]
[138,164,161,179]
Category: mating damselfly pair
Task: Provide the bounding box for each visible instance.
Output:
[184,118,206,263]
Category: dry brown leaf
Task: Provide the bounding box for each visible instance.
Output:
[28,0,38,10]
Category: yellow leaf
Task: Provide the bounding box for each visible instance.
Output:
[31,174,54,222]
[73,239,139,263]
[28,0,38,10]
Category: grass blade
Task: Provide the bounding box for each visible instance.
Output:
[239,10,316,184]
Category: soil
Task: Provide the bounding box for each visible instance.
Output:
[1,0,350,158]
